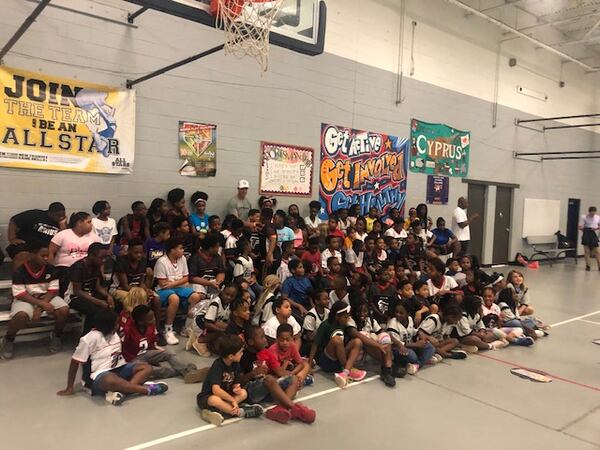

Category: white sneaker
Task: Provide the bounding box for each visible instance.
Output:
[165,330,179,345]
[105,391,125,406]
[406,363,419,375]
[534,330,544,338]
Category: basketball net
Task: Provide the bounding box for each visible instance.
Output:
[211,0,284,71]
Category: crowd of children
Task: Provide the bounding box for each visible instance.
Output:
[1,182,550,426]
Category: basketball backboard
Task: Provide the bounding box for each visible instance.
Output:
[124,0,326,56]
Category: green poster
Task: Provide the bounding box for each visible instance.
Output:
[410,119,470,177]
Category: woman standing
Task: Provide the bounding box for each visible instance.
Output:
[49,212,101,294]
[579,206,600,271]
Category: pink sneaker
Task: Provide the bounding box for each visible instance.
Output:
[348,368,367,382]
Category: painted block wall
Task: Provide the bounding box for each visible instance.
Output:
[0,0,597,263]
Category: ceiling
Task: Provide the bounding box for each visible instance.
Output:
[457,0,600,70]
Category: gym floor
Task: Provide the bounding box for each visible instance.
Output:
[1,263,599,450]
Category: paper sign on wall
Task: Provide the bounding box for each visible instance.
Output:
[259,141,313,197]
[178,121,217,177]
[426,175,449,205]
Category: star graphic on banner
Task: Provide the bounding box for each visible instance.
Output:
[374,181,380,191]
[320,207,325,215]
[385,140,392,150]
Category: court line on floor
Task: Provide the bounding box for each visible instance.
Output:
[577,319,600,326]
[476,353,600,393]
[123,375,381,450]
[550,310,600,328]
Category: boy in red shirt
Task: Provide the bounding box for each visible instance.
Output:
[301,237,322,278]
[259,323,312,387]
[122,304,208,383]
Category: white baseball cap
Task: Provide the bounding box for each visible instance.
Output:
[238,179,250,189]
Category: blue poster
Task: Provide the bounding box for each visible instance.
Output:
[426,175,449,205]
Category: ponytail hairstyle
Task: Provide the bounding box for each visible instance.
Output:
[68,211,90,229]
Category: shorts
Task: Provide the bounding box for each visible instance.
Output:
[316,351,343,373]
[157,287,195,307]
[246,375,294,404]
[10,296,69,319]
[92,362,139,395]
[6,243,30,259]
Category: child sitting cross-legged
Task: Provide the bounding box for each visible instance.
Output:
[57,309,168,406]
[260,323,313,387]
[122,305,208,383]
[387,301,436,375]
[417,300,467,360]
[309,301,367,389]
[197,334,264,426]
[238,326,316,424]
[302,290,330,355]
[262,296,302,348]
[452,295,509,353]
[481,287,534,347]
[398,279,431,327]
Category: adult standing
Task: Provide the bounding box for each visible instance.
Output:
[579,206,600,271]
[6,202,67,270]
[227,179,252,220]
[451,197,479,256]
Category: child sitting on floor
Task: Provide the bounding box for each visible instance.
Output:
[453,296,508,352]
[481,287,534,346]
[254,275,281,326]
[123,305,207,383]
[57,309,168,406]
[281,259,313,318]
[417,301,467,360]
[224,297,251,342]
[190,284,238,357]
[196,334,264,426]
[262,297,303,347]
[387,301,436,375]
[308,301,367,389]
[397,279,429,328]
[302,290,330,355]
[238,326,316,424]
[329,276,350,306]
[367,267,397,323]
[260,323,312,386]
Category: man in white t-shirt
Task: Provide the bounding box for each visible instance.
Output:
[451,197,479,256]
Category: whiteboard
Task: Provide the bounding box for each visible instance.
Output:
[522,198,561,238]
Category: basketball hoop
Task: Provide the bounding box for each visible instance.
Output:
[211,0,283,71]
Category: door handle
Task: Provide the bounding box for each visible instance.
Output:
[506,228,510,232]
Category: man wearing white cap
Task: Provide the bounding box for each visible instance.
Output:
[227,179,252,219]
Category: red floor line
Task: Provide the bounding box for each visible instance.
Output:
[475,353,600,393]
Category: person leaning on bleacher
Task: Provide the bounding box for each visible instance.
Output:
[0,243,70,359]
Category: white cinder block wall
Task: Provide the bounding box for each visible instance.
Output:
[0,0,598,263]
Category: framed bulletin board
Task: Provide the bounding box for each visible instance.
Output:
[259,141,313,197]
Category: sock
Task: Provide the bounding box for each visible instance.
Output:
[165,324,173,333]
[488,343,493,350]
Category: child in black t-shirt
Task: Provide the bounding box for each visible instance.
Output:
[367,268,396,323]
[197,334,264,426]
[145,222,171,273]
[398,279,431,326]
[224,298,251,342]
[172,216,198,260]
[112,238,149,303]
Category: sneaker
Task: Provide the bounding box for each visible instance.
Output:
[266,405,292,424]
[392,363,407,378]
[534,330,545,338]
[514,336,535,346]
[193,341,212,357]
[49,333,62,354]
[380,368,396,387]
[164,330,179,345]
[145,381,169,395]
[291,403,316,423]
[105,391,125,406]
[334,371,348,389]
[241,403,264,419]
[491,339,509,350]
[303,374,314,387]
[185,328,197,351]
[460,345,479,353]
[0,338,14,360]
[406,363,420,375]
[348,368,367,382]
[449,350,468,359]
[201,409,224,426]
[184,366,210,384]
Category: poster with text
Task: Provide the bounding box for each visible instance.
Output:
[426,175,449,205]
[260,141,313,197]
[410,119,469,177]
[319,123,409,219]
[0,66,135,174]
[178,121,216,177]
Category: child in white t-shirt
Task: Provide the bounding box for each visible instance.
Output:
[91,201,118,253]
[56,309,167,405]
[262,297,302,348]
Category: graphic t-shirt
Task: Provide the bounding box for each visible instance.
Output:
[11,209,61,246]
[198,358,240,398]
[72,330,126,380]
[51,229,100,268]
[92,217,118,245]
[122,324,157,362]
[189,213,210,234]
[12,263,59,299]
[145,238,166,269]
[64,259,102,302]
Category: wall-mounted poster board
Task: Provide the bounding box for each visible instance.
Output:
[259,141,313,197]
[522,198,561,238]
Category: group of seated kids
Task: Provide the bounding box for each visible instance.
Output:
[0,186,550,427]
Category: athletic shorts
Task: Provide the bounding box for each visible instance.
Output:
[246,375,294,404]
[10,296,69,319]
[316,351,343,373]
[157,287,195,307]
[92,362,139,395]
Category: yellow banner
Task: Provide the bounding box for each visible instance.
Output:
[0,66,135,174]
